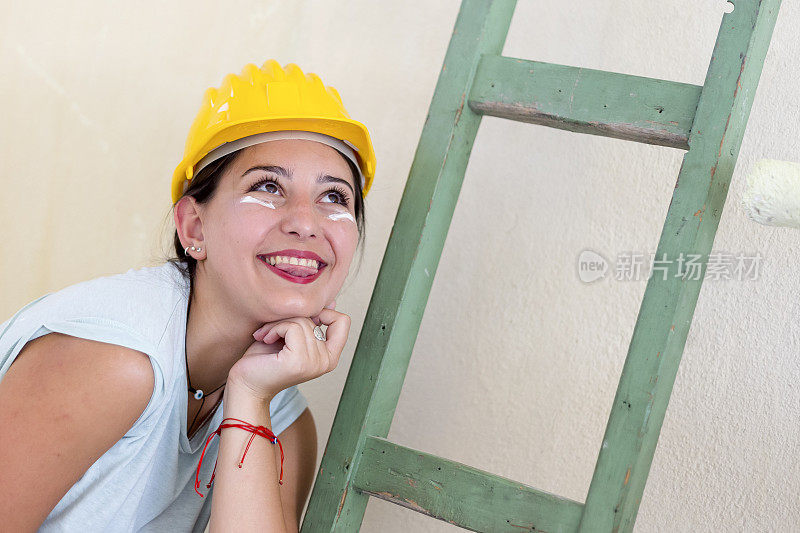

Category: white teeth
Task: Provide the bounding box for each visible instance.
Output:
[265,255,319,269]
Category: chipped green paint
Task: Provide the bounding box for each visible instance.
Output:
[353,437,583,532]
[469,55,703,149]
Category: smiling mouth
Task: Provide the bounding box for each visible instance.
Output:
[257,254,327,283]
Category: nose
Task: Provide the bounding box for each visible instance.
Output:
[280,196,322,240]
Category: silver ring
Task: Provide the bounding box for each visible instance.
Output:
[313,325,326,341]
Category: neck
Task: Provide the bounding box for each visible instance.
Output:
[184,267,263,393]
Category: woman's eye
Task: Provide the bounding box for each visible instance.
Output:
[323,192,343,204]
[250,177,280,194]
[322,187,351,207]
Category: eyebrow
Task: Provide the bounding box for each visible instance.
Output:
[242,165,355,196]
[318,174,355,196]
[243,165,289,178]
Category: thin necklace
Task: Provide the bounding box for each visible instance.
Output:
[185,297,225,439]
[185,351,226,438]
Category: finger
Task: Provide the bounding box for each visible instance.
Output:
[253,318,288,341]
[315,308,345,328]
[267,317,327,371]
[316,309,350,359]
[260,317,315,346]
[253,323,271,341]
[260,320,309,352]
[310,299,337,326]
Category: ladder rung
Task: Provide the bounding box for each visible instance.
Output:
[468,54,703,149]
[352,436,583,532]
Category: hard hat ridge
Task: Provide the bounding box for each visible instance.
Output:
[171,59,376,203]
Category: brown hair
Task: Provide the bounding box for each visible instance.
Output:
[165,148,366,294]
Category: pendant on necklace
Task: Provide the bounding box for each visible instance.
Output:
[194,390,204,400]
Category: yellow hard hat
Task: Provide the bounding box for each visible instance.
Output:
[171,60,376,204]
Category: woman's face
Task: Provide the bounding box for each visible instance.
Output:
[192,139,360,321]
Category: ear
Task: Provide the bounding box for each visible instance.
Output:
[174,196,206,260]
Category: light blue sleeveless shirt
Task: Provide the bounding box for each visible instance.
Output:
[0,262,308,532]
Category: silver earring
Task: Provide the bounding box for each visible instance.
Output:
[184,245,203,256]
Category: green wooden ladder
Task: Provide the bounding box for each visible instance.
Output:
[302,1,781,531]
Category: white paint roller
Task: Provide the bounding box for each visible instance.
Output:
[741,158,800,228]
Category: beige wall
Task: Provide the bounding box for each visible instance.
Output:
[2,1,799,531]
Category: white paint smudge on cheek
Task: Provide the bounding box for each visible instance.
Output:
[240,195,276,209]
[328,211,356,223]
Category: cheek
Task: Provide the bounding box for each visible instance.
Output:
[226,200,280,242]
[326,219,359,258]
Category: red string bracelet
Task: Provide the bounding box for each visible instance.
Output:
[194,417,284,497]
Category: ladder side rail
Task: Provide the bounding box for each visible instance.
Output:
[302,1,517,530]
[578,2,782,532]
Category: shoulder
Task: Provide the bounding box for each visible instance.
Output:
[5,263,187,331]
[2,262,189,383]
[9,332,155,427]
[47,262,189,328]
[0,333,154,530]
[20,332,154,391]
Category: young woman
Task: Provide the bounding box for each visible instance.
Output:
[0,59,376,532]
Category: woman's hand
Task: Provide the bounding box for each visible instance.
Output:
[227,301,350,401]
